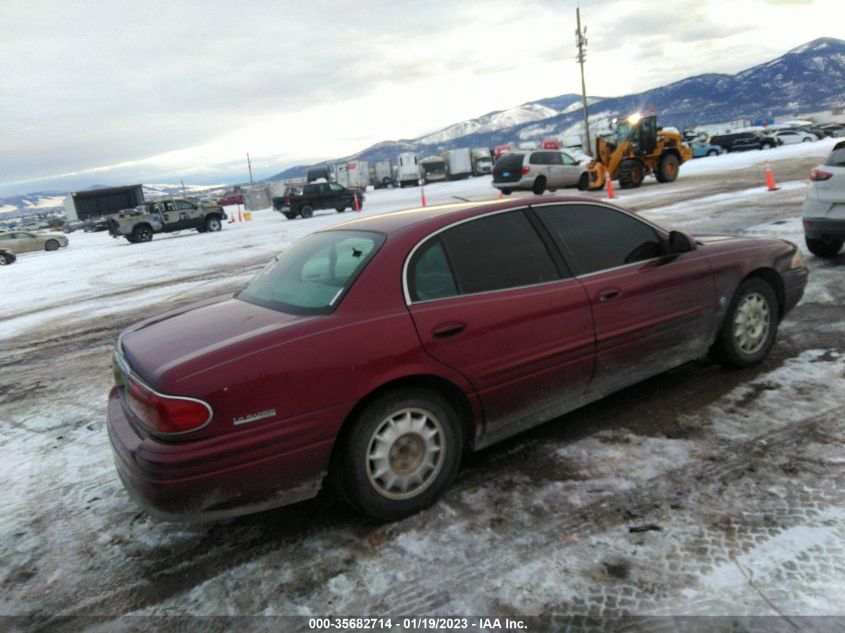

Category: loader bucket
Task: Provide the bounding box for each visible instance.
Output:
[587,163,607,191]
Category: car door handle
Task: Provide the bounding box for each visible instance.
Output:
[432,321,467,338]
[597,288,621,303]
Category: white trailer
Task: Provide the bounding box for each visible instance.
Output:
[442,148,472,180]
[372,160,394,188]
[335,160,369,190]
[470,148,492,176]
[396,152,422,188]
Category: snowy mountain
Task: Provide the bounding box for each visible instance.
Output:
[272,37,845,179]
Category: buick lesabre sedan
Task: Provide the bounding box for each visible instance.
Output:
[108,196,808,521]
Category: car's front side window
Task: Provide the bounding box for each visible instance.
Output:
[238,230,384,315]
[535,204,663,275]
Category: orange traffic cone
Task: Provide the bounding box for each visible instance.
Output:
[765,160,779,191]
[497,189,504,199]
[353,192,360,212]
[606,177,615,199]
[238,205,244,222]
[420,186,427,207]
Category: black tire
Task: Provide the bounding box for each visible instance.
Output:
[205,215,222,232]
[710,278,779,368]
[802,138,812,143]
[655,153,680,183]
[805,236,844,258]
[334,388,463,521]
[532,177,546,195]
[577,173,590,191]
[282,212,297,220]
[0,254,10,266]
[500,188,512,195]
[131,225,153,243]
[618,159,644,188]
[707,150,718,157]
[336,207,346,213]
[301,205,314,219]
[44,239,60,251]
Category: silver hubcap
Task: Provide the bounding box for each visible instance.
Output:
[734,292,771,354]
[366,408,444,500]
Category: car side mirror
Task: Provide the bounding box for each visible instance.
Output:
[668,230,696,254]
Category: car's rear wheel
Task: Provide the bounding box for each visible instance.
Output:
[131,225,153,243]
[802,138,812,143]
[301,205,314,219]
[711,278,778,368]
[282,212,297,220]
[500,188,512,195]
[0,254,9,265]
[44,239,60,251]
[532,177,546,195]
[805,236,844,258]
[334,388,463,521]
[205,216,222,232]
[336,207,346,213]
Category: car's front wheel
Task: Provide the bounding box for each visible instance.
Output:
[334,388,463,521]
[205,216,222,232]
[806,236,844,258]
[44,239,60,251]
[301,205,314,219]
[711,278,778,368]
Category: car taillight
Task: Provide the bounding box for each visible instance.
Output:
[810,168,832,181]
[125,376,211,435]
[284,196,290,204]
[521,166,530,175]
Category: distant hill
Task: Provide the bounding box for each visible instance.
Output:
[269,37,845,179]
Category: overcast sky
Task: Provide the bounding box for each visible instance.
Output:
[0,0,835,195]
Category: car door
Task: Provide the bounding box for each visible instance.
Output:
[559,150,583,186]
[533,202,717,396]
[172,200,199,229]
[14,232,38,253]
[406,208,595,438]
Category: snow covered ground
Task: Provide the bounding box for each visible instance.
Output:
[2,137,844,630]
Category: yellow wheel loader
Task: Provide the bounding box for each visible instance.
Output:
[588,113,692,190]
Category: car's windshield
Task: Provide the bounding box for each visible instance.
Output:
[237,230,384,315]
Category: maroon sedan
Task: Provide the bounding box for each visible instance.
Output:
[107,196,808,521]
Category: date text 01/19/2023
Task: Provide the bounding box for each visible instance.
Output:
[307,617,528,630]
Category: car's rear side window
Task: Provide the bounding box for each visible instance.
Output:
[408,238,458,302]
[238,230,384,315]
[825,145,845,167]
[435,210,560,296]
[536,204,662,275]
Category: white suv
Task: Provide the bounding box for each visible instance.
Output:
[492,150,589,195]
[803,140,845,257]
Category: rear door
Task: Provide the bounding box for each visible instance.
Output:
[406,208,595,436]
[533,202,717,396]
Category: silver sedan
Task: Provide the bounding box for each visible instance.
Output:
[0,230,69,253]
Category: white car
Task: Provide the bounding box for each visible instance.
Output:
[770,129,817,145]
[0,230,68,253]
[492,149,589,195]
[802,140,845,257]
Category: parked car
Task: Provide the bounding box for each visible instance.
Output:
[769,129,817,145]
[272,182,364,219]
[820,124,845,138]
[802,140,845,257]
[710,132,776,152]
[217,193,244,206]
[689,141,725,158]
[107,195,808,522]
[0,249,16,266]
[0,230,68,253]
[492,149,589,195]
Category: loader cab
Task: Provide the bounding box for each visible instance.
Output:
[615,114,658,155]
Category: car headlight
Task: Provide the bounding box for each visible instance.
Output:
[790,249,803,269]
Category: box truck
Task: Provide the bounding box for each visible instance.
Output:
[471,148,493,175]
[335,160,369,191]
[372,160,394,188]
[442,148,472,180]
[420,156,447,183]
[396,152,422,188]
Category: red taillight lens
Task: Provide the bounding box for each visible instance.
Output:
[125,377,210,435]
[284,196,290,204]
[810,168,833,181]
[521,166,530,175]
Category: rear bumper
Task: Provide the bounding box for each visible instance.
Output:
[803,217,845,240]
[782,266,809,317]
[492,177,532,190]
[107,388,342,522]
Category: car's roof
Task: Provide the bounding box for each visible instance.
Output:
[325,195,614,238]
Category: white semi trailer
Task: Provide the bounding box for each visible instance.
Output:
[442,148,472,180]
[396,152,422,188]
[335,160,369,190]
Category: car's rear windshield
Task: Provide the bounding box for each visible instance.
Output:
[825,143,845,167]
[496,154,524,170]
[236,230,385,315]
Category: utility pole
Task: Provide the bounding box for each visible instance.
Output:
[180,179,186,197]
[575,6,592,156]
[246,153,254,187]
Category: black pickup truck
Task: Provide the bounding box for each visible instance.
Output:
[272,182,364,219]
